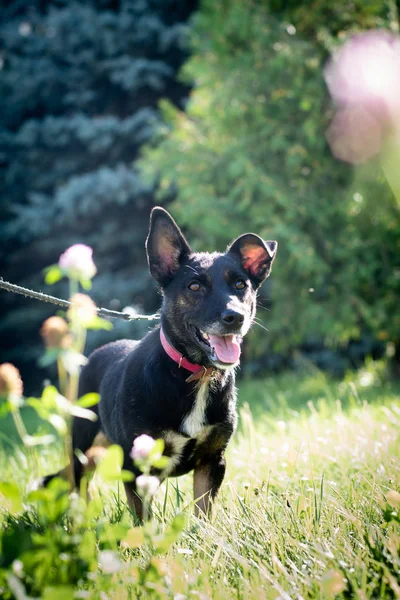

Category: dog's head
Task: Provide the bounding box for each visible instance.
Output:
[146,207,277,369]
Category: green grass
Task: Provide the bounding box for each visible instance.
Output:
[1,364,400,599]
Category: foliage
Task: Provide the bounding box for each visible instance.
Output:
[143,0,400,371]
[0,249,186,599]
[0,470,186,599]
[0,0,197,394]
[1,365,400,598]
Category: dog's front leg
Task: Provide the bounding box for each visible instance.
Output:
[124,481,145,522]
[193,452,226,517]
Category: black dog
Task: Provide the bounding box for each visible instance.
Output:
[49,207,277,519]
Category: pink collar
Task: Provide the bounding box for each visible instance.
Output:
[160,327,213,382]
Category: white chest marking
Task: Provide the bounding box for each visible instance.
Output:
[182,378,210,438]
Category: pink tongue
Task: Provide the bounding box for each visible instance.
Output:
[209,334,241,364]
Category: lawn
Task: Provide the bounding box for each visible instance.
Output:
[1,363,400,599]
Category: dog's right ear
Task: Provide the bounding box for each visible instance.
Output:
[146,207,191,286]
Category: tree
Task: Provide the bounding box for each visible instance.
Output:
[143,0,400,373]
[0,0,197,393]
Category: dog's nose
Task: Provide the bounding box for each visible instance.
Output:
[222,310,245,327]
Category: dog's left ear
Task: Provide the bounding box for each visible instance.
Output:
[227,234,277,287]
[146,207,192,286]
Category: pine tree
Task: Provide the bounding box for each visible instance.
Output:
[0,0,197,392]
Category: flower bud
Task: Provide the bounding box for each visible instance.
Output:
[40,316,71,349]
[135,474,160,498]
[0,363,23,398]
[130,434,156,461]
[68,293,97,326]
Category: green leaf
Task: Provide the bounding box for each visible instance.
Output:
[0,482,22,514]
[28,477,69,524]
[96,444,134,482]
[77,392,100,408]
[38,348,61,367]
[0,399,11,418]
[79,530,97,565]
[154,513,187,553]
[97,445,124,481]
[151,456,170,470]
[41,385,59,408]
[99,522,130,545]
[86,316,113,331]
[79,277,92,290]
[122,527,145,548]
[120,469,135,482]
[151,438,165,458]
[86,496,105,520]
[43,586,75,600]
[43,265,63,285]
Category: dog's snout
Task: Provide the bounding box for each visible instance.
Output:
[221,310,245,327]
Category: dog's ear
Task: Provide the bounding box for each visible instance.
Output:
[227,234,277,287]
[146,207,191,286]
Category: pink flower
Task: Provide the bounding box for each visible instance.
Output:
[59,244,97,280]
[135,474,159,498]
[325,30,400,125]
[324,30,400,164]
[130,434,156,461]
[326,106,382,164]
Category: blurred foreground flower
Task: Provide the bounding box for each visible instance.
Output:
[98,550,122,574]
[59,244,97,281]
[136,474,160,498]
[40,316,71,349]
[130,434,157,461]
[68,293,97,326]
[326,106,382,164]
[325,30,400,164]
[386,490,400,509]
[0,363,23,398]
[321,569,346,596]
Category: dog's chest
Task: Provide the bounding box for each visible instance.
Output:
[162,377,230,476]
[181,377,211,437]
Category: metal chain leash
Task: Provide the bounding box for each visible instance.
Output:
[0,278,160,322]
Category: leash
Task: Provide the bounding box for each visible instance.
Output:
[0,278,160,322]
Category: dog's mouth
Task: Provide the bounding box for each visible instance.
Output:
[194,328,243,365]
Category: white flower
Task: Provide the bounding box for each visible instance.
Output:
[59,244,97,280]
[130,434,156,460]
[98,550,122,574]
[12,560,24,577]
[136,474,160,498]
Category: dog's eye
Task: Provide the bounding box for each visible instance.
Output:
[188,281,201,291]
[235,279,246,290]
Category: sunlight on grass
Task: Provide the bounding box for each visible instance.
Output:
[1,366,400,598]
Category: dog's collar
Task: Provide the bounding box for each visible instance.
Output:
[160,327,214,383]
